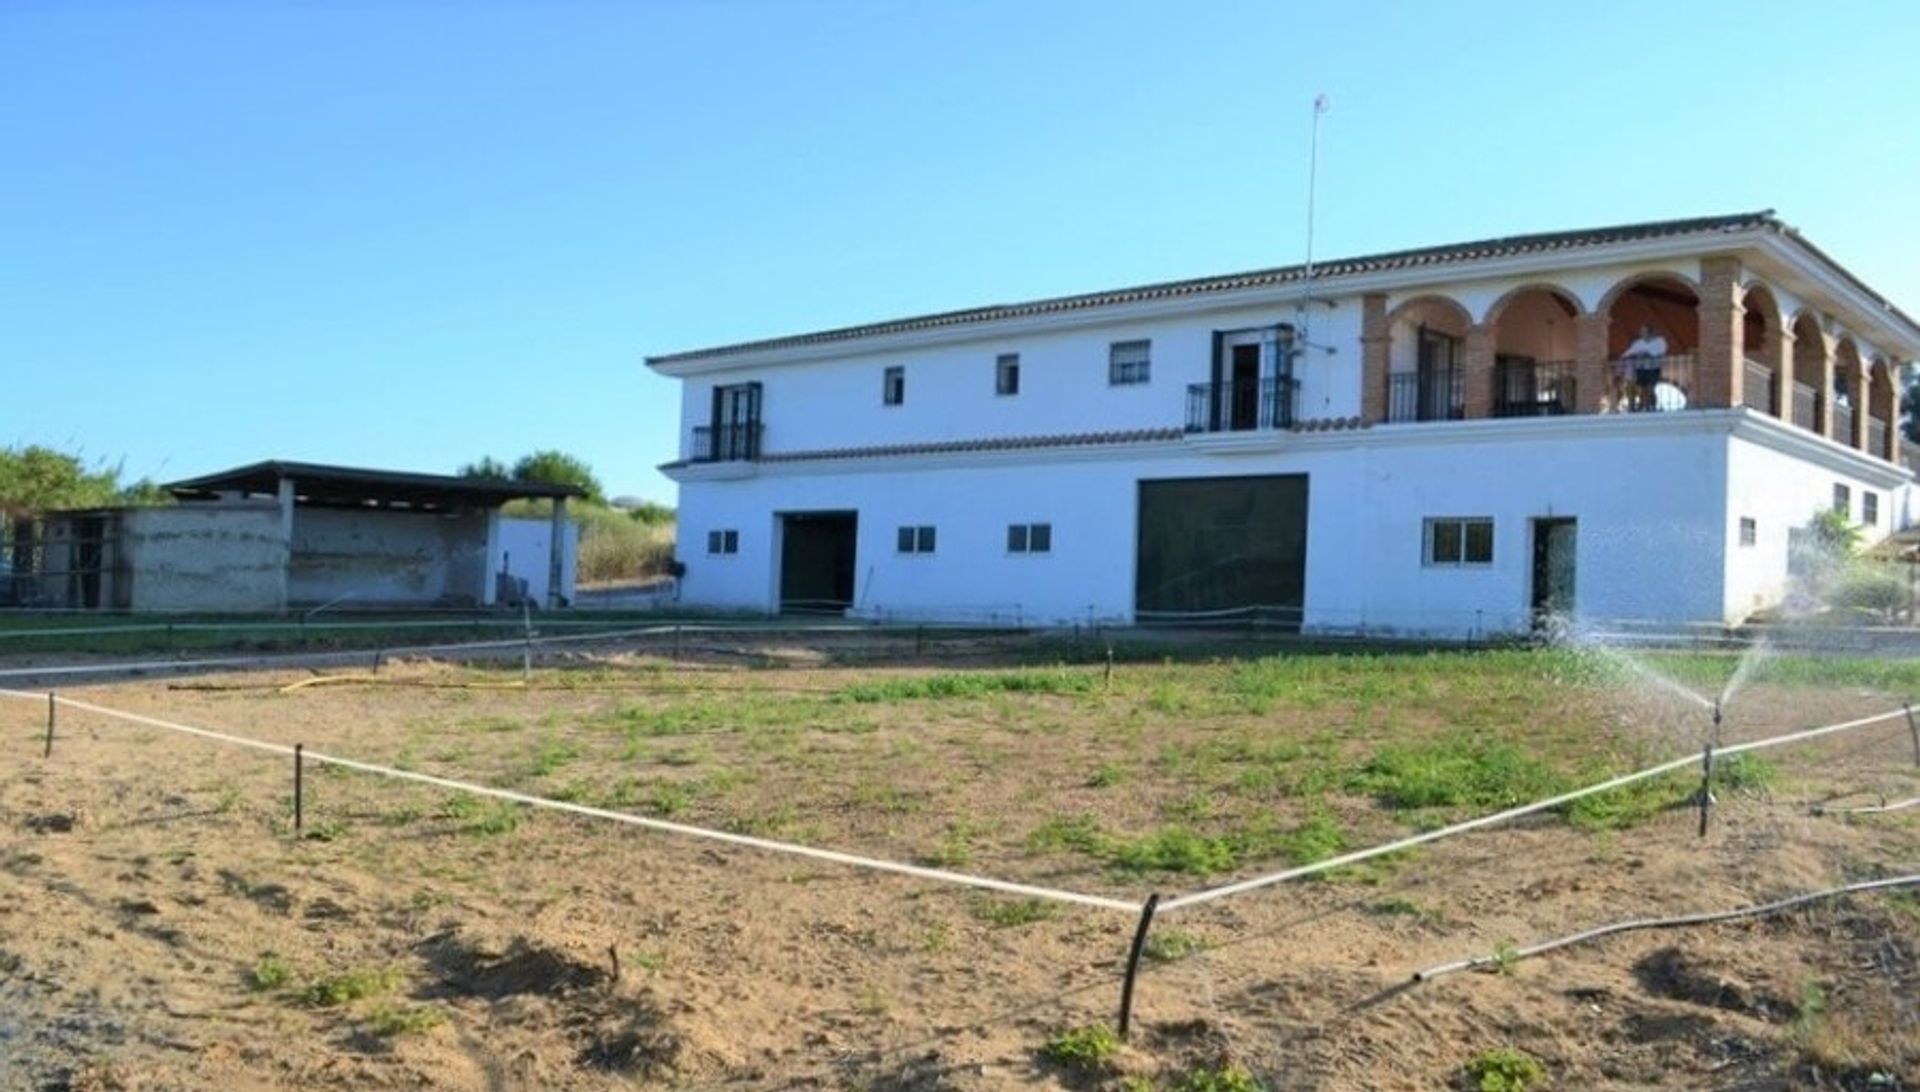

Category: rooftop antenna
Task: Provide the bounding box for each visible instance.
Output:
[1298,93,1336,357]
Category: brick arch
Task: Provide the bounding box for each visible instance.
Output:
[1385,293,1474,331]
[1480,283,1585,326]
[1739,281,1784,354]
[1594,270,1702,321]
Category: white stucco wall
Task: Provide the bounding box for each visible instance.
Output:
[288,508,491,607]
[491,517,579,606]
[674,414,1806,635]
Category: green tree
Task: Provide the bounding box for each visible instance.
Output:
[0,446,125,514]
[510,450,604,503]
[458,456,513,481]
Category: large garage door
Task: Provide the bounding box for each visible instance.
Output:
[1135,475,1308,624]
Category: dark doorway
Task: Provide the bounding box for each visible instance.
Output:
[1530,517,1577,625]
[1227,342,1261,430]
[779,511,858,614]
[71,516,106,610]
[1136,475,1309,628]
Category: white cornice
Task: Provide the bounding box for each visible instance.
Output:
[663,409,1911,485]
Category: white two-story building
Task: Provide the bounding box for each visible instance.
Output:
[648,212,1917,635]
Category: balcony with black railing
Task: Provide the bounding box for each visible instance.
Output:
[1870,416,1890,459]
[1834,402,1856,449]
[1792,382,1819,431]
[1387,370,1464,423]
[1185,377,1299,433]
[1493,359,1577,418]
[691,422,763,463]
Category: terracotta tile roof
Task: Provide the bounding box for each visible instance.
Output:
[649,211,1781,365]
[664,428,1183,470]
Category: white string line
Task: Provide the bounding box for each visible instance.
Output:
[1814,797,1920,815]
[0,689,1137,914]
[1412,873,1920,981]
[1158,707,1911,914]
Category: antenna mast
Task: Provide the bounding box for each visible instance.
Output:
[1300,93,1332,355]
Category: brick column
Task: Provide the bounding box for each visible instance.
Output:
[1771,328,1794,421]
[1886,369,1905,464]
[1360,293,1389,423]
[1696,256,1742,409]
[1574,312,1610,414]
[1814,334,1836,439]
[1852,361,1872,452]
[1463,323,1496,419]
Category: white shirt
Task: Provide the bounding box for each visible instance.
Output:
[1622,334,1668,359]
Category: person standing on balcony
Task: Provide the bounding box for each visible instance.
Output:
[1619,325,1668,411]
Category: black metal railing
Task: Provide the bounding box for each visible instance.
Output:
[1386,370,1464,423]
[1869,417,1890,458]
[1792,382,1818,431]
[1742,357,1777,415]
[1834,403,1856,448]
[1609,353,1695,413]
[1185,377,1298,433]
[691,422,763,463]
[1493,359,1577,417]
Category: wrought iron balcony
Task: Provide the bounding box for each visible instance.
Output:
[1834,403,1855,447]
[1742,357,1777,415]
[1493,359,1576,418]
[1185,377,1299,433]
[1869,417,1890,458]
[691,422,762,463]
[1792,382,1818,431]
[1387,370,1464,423]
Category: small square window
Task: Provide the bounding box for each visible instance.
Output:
[897,526,916,553]
[898,525,935,554]
[1833,483,1850,516]
[1863,492,1879,525]
[1007,522,1052,554]
[1424,518,1493,567]
[706,529,739,555]
[1739,518,1757,547]
[1109,340,1151,386]
[996,353,1020,396]
[917,526,936,553]
[883,366,905,406]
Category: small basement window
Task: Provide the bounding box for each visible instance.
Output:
[1833,483,1850,516]
[1738,518,1756,547]
[1424,518,1493,567]
[1007,522,1052,554]
[706,529,739,555]
[883,366,905,406]
[896,525,936,554]
[1863,492,1879,525]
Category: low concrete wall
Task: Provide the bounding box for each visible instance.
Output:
[123,504,287,611]
[288,508,490,607]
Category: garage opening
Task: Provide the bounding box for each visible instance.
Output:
[1135,475,1309,627]
[778,511,858,614]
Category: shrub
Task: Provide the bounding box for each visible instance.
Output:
[1040,1024,1119,1071]
[1174,1066,1265,1092]
[1831,566,1907,617]
[1463,1047,1545,1092]
[299,966,404,1007]
[1349,735,1565,810]
[573,503,676,584]
[249,953,293,992]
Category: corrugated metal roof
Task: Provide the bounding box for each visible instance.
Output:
[167,460,585,508]
[648,211,1784,365]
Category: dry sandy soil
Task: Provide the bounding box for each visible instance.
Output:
[0,635,1916,1091]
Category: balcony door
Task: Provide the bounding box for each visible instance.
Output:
[1417,326,1461,421]
[1208,325,1293,431]
[709,382,762,461]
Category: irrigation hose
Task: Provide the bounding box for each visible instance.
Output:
[1812,796,1920,816]
[1412,873,1920,982]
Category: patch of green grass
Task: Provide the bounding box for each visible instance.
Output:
[1106,827,1239,874]
[463,802,522,837]
[438,792,484,821]
[1173,1066,1265,1092]
[646,782,698,817]
[364,1001,446,1037]
[298,965,404,1007]
[378,804,425,828]
[971,897,1058,927]
[1348,734,1566,810]
[1463,1047,1545,1092]
[918,823,978,868]
[1367,896,1442,924]
[249,953,293,992]
[1030,810,1348,877]
[1143,927,1207,962]
[1086,763,1131,788]
[301,819,350,842]
[1039,1024,1119,1072]
[836,669,1096,703]
[524,737,582,779]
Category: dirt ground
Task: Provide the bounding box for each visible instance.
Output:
[0,636,1916,1091]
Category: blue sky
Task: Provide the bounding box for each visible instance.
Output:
[4,1,1917,503]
